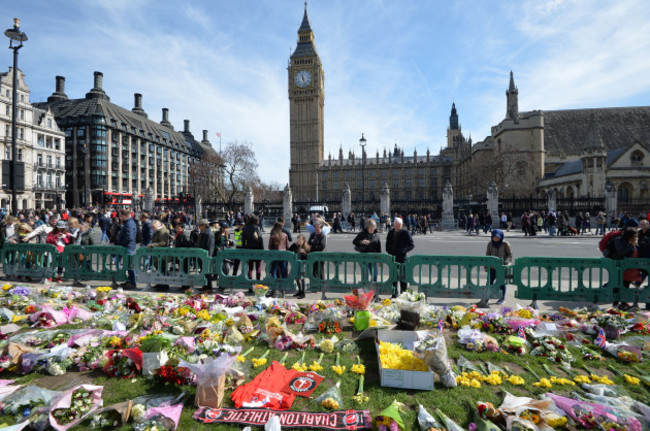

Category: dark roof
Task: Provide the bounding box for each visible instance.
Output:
[547,147,627,178]
[542,107,650,155]
[34,97,198,155]
[291,5,318,58]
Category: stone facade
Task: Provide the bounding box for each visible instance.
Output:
[0,67,66,210]
[35,72,220,208]
[288,6,650,214]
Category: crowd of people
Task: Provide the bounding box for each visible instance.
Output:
[0,206,648,308]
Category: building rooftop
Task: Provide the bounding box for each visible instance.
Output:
[541,106,650,155]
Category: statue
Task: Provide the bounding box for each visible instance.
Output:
[283,184,293,230]
[244,184,254,216]
[380,181,391,216]
[487,181,499,224]
[441,181,456,230]
[604,180,617,221]
[341,183,352,217]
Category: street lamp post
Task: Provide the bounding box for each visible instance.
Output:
[359,133,366,217]
[4,18,27,215]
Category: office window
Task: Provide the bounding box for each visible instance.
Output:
[18,128,24,140]
[37,135,44,146]
[17,148,23,161]
[37,153,42,165]
[54,139,60,150]
[19,109,24,120]
[4,105,8,116]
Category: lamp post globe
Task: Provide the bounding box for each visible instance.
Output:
[5,18,27,215]
[359,133,367,218]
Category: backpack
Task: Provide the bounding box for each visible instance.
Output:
[599,230,622,258]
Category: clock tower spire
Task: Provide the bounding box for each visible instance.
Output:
[288,2,325,203]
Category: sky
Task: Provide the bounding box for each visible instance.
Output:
[4,0,650,186]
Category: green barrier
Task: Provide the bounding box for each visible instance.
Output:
[513,257,617,307]
[213,249,301,295]
[403,255,506,303]
[617,258,650,304]
[1,243,58,281]
[304,252,398,297]
[133,248,210,288]
[60,245,130,284]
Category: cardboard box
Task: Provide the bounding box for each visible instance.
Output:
[375,330,435,390]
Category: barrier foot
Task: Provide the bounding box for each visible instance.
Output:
[530,294,539,310]
[111,280,119,288]
[587,295,600,312]
[321,284,328,301]
[476,299,490,308]
[632,294,640,310]
[71,279,85,287]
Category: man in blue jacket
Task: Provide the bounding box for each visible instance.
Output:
[117,209,137,289]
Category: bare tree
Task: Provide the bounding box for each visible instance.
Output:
[189,141,259,211]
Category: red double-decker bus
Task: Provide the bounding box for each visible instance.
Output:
[103,192,133,208]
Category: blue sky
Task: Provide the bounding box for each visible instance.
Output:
[4,0,650,185]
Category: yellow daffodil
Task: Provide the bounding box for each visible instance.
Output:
[573,375,591,384]
[351,363,366,375]
[624,374,640,385]
[225,318,235,327]
[470,379,481,388]
[291,362,307,372]
[533,378,552,388]
[2,284,12,291]
[236,355,246,363]
[508,375,525,385]
[331,365,346,375]
[590,374,614,385]
[549,376,575,386]
[382,298,392,306]
[308,361,323,372]
[196,310,211,321]
[251,357,267,368]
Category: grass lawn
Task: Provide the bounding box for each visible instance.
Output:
[4,326,649,430]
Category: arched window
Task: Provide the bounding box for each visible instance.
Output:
[631,150,644,166]
[617,182,633,202]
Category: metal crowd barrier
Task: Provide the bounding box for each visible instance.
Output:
[1,243,58,282]
[213,249,301,296]
[133,247,210,288]
[2,244,649,308]
[512,257,618,307]
[304,252,398,298]
[403,255,506,304]
[616,258,650,304]
[60,245,130,284]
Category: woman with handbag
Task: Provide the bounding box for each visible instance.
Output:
[352,218,381,282]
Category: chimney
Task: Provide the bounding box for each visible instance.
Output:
[85,71,109,100]
[160,108,173,129]
[93,71,103,90]
[182,119,194,138]
[201,130,211,145]
[132,93,147,118]
[56,76,65,94]
[47,75,68,102]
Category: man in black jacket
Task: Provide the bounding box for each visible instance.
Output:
[196,219,215,291]
[172,222,194,291]
[386,217,414,297]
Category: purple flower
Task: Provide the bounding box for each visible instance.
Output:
[469,423,477,431]
[9,287,30,296]
[389,422,399,431]
[501,306,513,313]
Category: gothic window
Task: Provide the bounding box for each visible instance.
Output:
[631,150,644,166]
[393,179,399,188]
[418,178,425,187]
[406,179,412,187]
[617,182,633,202]
[369,180,374,188]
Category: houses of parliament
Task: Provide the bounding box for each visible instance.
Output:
[288,6,650,214]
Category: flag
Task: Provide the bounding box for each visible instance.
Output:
[595,329,607,348]
[437,318,444,332]
[517,326,526,340]
[216,132,221,138]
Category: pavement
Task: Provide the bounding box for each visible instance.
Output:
[1,229,620,314]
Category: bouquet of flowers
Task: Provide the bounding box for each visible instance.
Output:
[530,336,574,365]
[49,385,103,431]
[87,401,132,429]
[156,365,196,386]
[315,381,344,410]
[139,333,172,376]
[103,348,143,378]
[318,320,342,334]
[73,345,105,371]
[284,311,306,325]
[253,284,269,298]
[413,332,457,388]
[456,327,499,352]
[374,400,406,431]
[394,289,427,314]
[547,393,642,431]
[344,289,375,311]
[480,312,514,334]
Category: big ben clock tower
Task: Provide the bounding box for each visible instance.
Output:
[288,3,324,203]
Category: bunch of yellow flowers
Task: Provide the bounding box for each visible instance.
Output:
[378,341,428,371]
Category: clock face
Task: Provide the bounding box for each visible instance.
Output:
[294,70,312,88]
